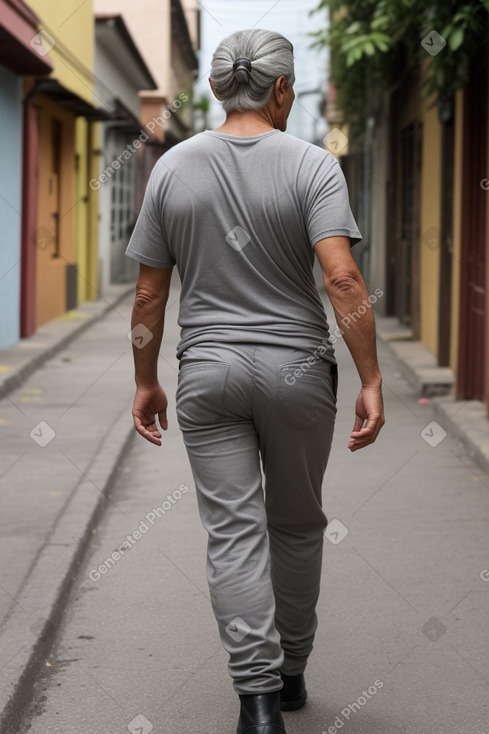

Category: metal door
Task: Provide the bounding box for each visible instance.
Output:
[107,128,138,283]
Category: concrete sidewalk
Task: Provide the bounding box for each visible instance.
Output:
[376,316,489,476]
[7,293,489,733]
[0,275,181,733]
[0,284,133,401]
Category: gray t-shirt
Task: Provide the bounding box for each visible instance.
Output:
[125,129,361,362]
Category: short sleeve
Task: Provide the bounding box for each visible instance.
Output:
[304,154,362,248]
[125,167,176,269]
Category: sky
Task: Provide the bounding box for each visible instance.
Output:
[194,0,329,144]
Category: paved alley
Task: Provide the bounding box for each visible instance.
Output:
[9,285,489,734]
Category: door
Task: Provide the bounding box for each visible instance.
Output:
[49,117,62,258]
[438,102,455,367]
[457,47,487,401]
[107,129,138,283]
[396,122,422,336]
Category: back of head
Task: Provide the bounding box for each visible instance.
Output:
[210,29,295,114]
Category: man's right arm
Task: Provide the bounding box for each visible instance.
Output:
[314,235,385,451]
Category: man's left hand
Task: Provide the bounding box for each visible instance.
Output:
[132,384,168,446]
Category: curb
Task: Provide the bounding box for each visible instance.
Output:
[0,402,136,734]
[0,285,134,401]
[379,336,454,398]
[432,397,489,477]
[378,327,489,477]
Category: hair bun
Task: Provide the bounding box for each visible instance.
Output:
[233,56,252,84]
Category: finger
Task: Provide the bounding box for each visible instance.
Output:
[348,423,382,450]
[348,437,375,451]
[350,425,373,439]
[350,417,378,438]
[140,427,162,446]
[158,409,168,431]
[134,415,161,437]
[133,416,162,446]
[351,414,365,434]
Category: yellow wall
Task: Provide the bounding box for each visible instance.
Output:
[29,1,99,321]
[450,90,464,372]
[87,123,100,300]
[419,99,442,354]
[75,119,99,303]
[75,119,89,301]
[35,97,76,328]
[28,0,94,105]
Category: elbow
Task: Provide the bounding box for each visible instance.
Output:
[324,270,361,294]
[134,286,162,309]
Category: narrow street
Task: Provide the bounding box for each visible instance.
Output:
[2,2,488,733]
[17,284,489,734]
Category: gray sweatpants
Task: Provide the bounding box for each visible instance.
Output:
[175,341,338,696]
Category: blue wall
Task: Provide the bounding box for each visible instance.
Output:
[0,64,23,350]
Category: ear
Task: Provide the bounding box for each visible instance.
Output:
[273,75,288,106]
[209,77,221,100]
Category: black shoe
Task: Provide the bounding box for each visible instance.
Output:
[279,672,307,711]
[237,691,287,734]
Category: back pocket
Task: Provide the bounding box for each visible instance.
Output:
[176,361,230,426]
[276,359,337,430]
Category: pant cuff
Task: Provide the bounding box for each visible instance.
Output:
[233,676,284,696]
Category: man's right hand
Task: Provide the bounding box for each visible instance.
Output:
[348,386,385,452]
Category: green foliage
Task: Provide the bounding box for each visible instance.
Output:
[311,0,489,127]
[193,94,210,113]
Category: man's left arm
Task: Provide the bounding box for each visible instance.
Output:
[129,263,174,446]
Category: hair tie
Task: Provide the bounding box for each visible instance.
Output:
[233,57,252,76]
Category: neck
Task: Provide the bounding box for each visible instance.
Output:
[213,109,277,136]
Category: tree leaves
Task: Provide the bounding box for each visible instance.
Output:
[342,32,392,66]
[448,26,464,50]
[310,0,489,125]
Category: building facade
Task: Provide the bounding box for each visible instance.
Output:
[22,0,105,334]
[94,0,199,182]
[328,35,489,415]
[0,0,200,350]
[0,0,52,350]
[93,13,157,294]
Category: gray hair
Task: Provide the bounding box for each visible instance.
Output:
[210,29,295,114]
